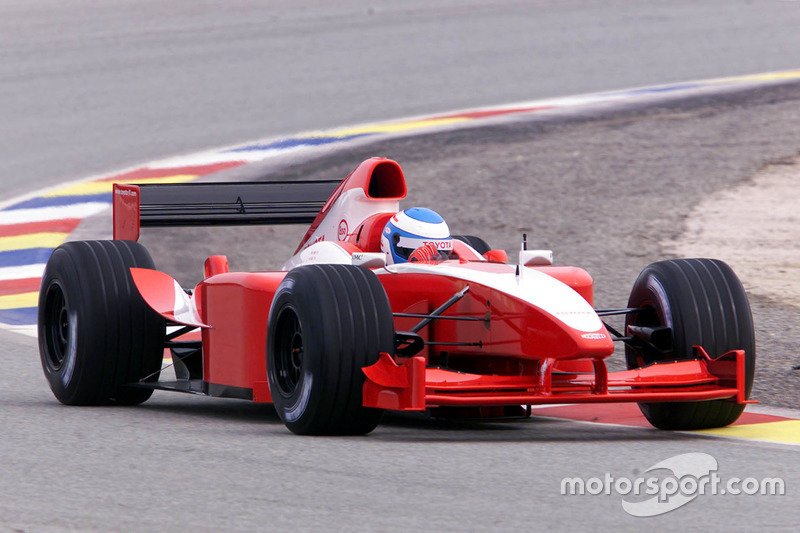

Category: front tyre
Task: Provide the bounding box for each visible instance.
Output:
[267,264,394,435]
[38,240,165,405]
[625,258,756,430]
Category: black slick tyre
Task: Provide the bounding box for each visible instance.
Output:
[452,234,491,255]
[625,258,755,430]
[266,264,394,435]
[38,240,165,406]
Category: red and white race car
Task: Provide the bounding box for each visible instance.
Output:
[38,157,756,435]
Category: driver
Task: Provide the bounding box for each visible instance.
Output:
[380,207,453,264]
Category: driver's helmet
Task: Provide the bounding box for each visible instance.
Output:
[380,207,452,264]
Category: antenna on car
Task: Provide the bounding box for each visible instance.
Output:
[522,233,528,251]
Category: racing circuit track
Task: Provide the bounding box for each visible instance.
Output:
[2,2,800,531]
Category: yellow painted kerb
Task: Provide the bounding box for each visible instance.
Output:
[0,233,69,252]
[42,175,198,197]
[697,420,800,445]
[325,117,470,137]
[713,70,800,84]
[0,292,39,310]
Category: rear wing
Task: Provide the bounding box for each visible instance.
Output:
[113,180,340,241]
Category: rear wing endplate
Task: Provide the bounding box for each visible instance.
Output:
[113,180,340,241]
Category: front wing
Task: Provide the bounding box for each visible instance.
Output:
[361,346,753,411]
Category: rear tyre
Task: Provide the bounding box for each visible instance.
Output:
[38,240,165,406]
[267,264,394,435]
[452,234,491,255]
[625,258,755,430]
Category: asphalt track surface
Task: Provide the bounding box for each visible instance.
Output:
[4,0,800,198]
[3,2,800,531]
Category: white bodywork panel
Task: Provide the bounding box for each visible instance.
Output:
[283,241,354,270]
[292,188,398,254]
[377,262,604,333]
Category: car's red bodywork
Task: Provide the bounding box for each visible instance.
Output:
[114,157,753,420]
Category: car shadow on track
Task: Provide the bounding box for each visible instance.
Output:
[122,396,691,443]
[368,412,690,444]
[24,391,695,444]
[138,394,283,423]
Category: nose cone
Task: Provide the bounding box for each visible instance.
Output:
[569,328,615,358]
[506,268,615,359]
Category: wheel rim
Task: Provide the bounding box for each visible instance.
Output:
[43,281,70,370]
[274,307,304,397]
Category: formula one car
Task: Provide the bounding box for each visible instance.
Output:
[38,157,756,435]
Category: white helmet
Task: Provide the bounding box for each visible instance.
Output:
[380,207,452,264]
